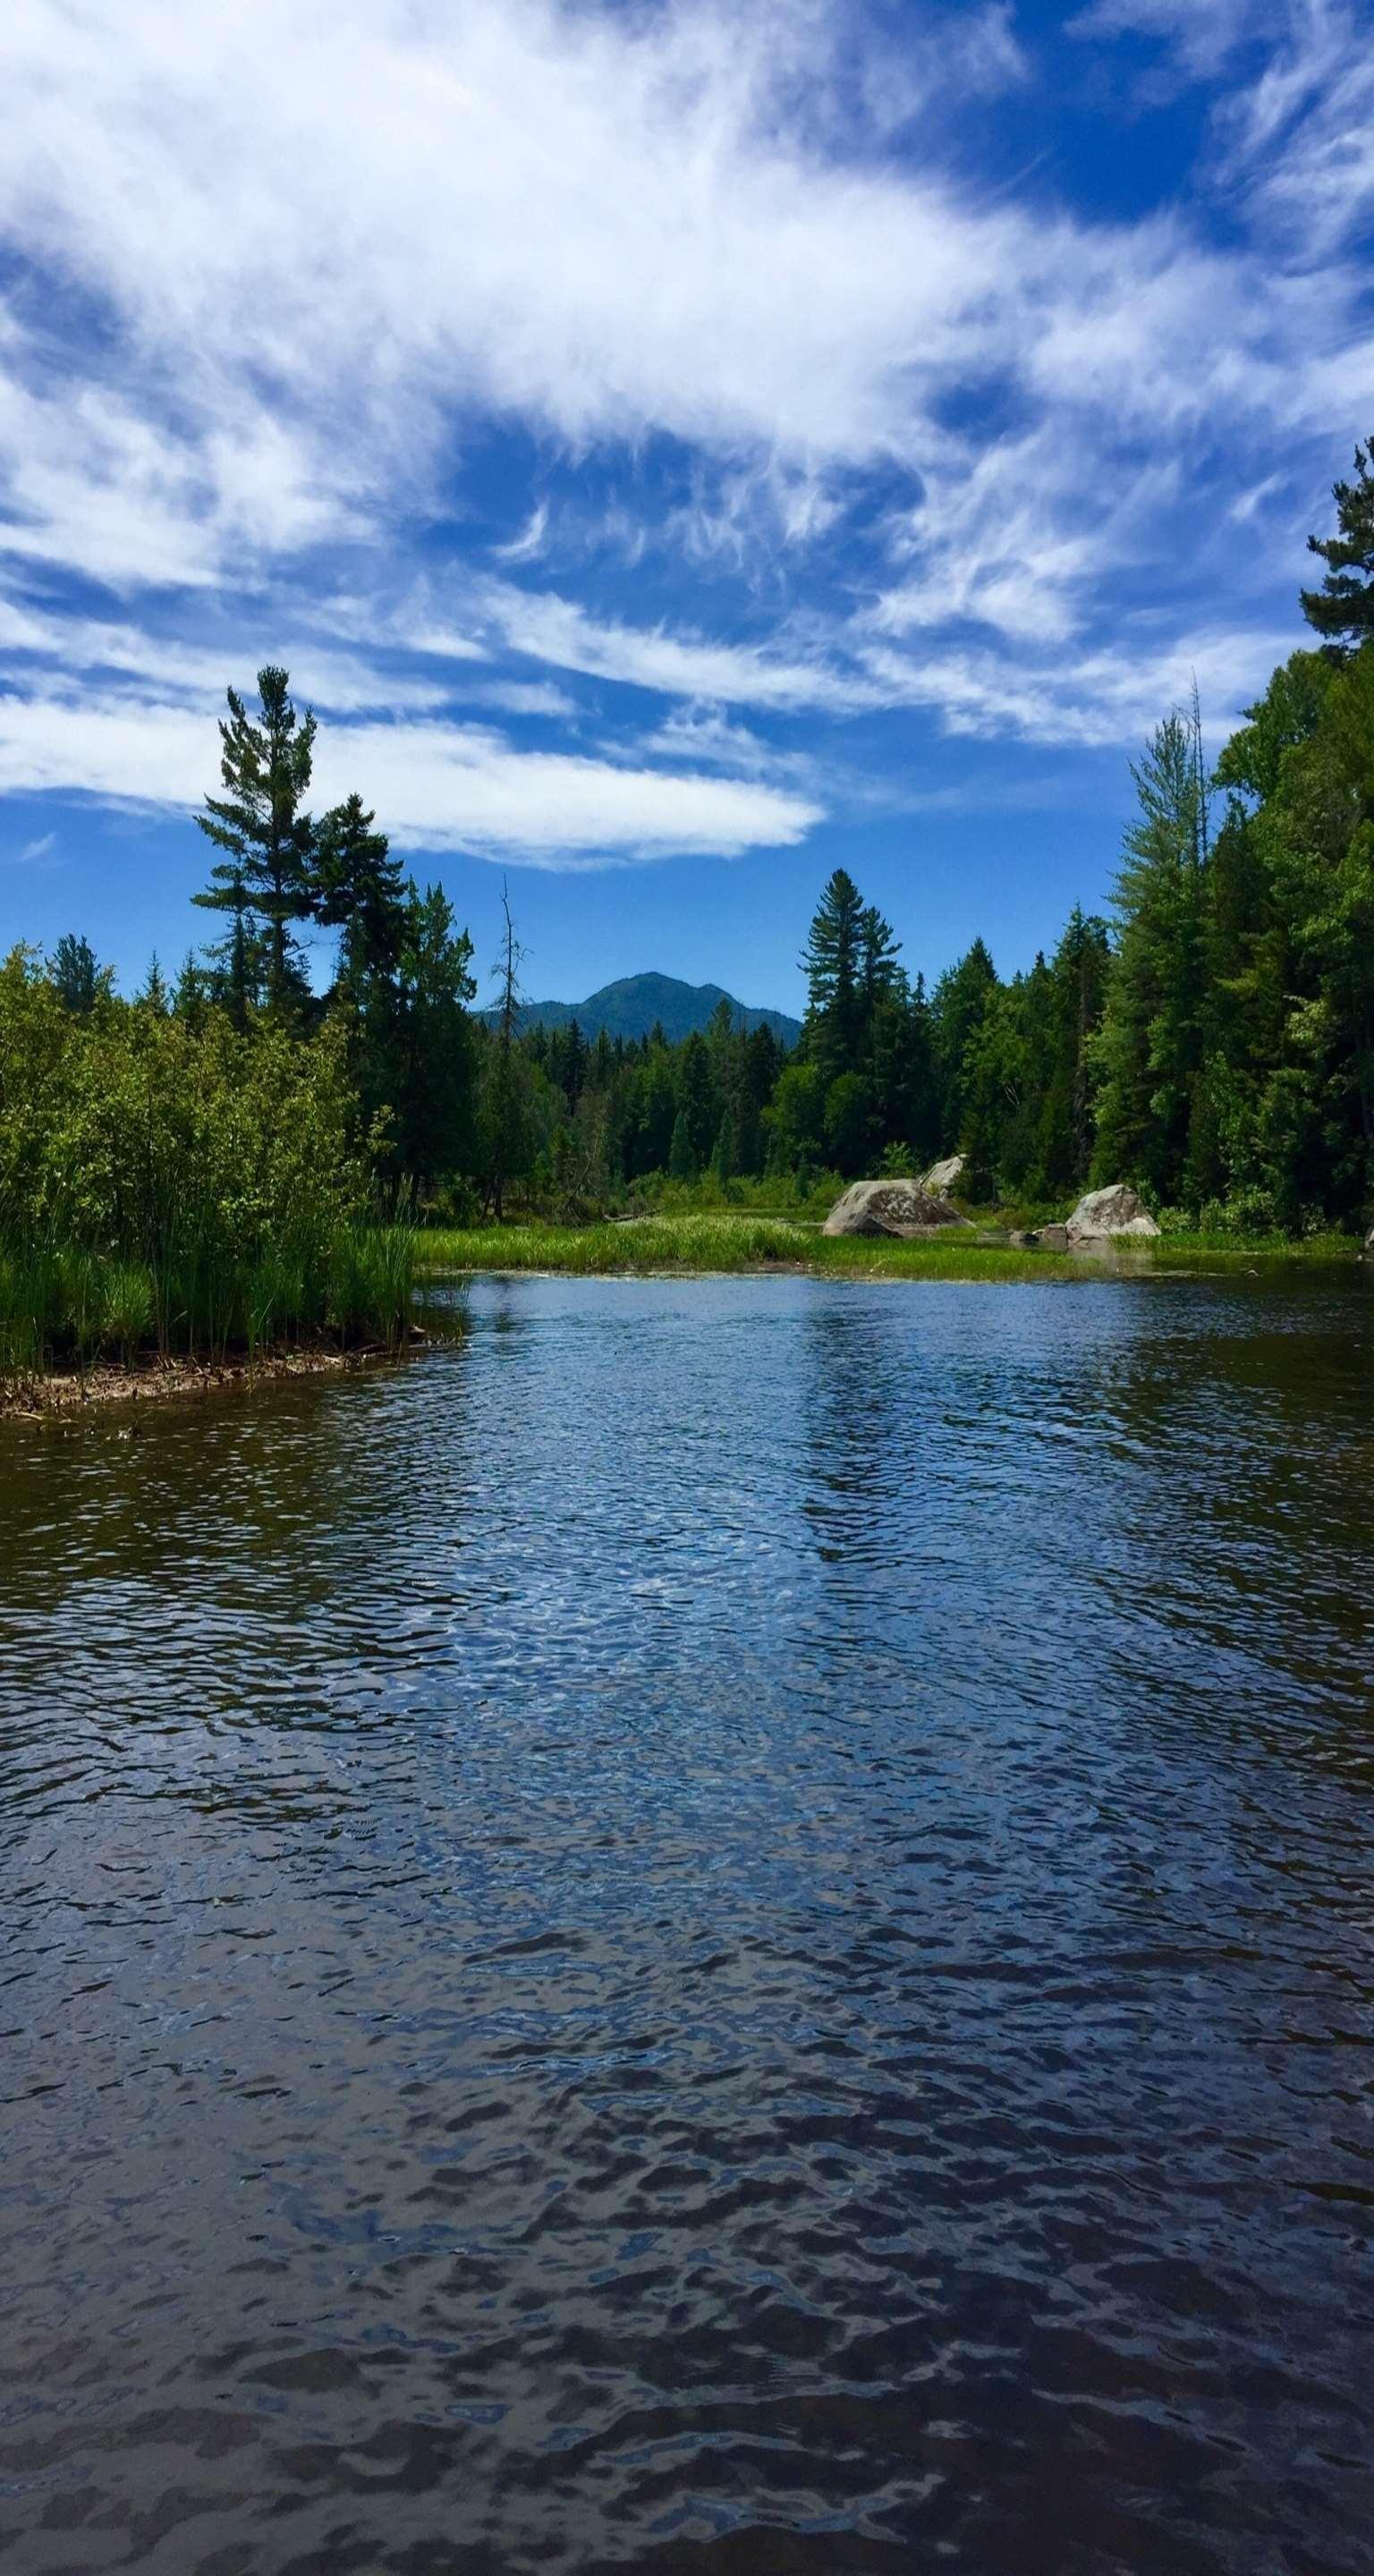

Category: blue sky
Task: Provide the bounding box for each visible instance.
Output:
[1,0,1371,1017]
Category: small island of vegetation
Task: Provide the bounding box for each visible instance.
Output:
[4,445,1373,1404]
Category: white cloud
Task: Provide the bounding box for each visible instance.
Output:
[632,705,811,778]
[0,0,1336,584]
[491,504,550,565]
[1067,0,1250,79]
[1073,0,1374,255]
[0,0,1367,847]
[466,579,881,710]
[857,621,1291,746]
[0,592,460,716]
[1224,4,1374,253]
[459,678,577,719]
[13,828,56,864]
[0,691,822,866]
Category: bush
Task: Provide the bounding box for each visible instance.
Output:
[0,948,412,1375]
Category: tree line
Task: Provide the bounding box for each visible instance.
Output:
[30,436,1374,1233]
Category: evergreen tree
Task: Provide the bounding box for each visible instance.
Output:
[667,1108,695,1181]
[1091,710,1212,1198]
[201,902,266,1034]
[639,1050,678,1172]
[859,902,902,1016]
[173,952,208,1030]
[389,883,478,1193]
[316,793,406,993]
[1302,436,1374,658]
[801,868,865,1076]
[50,934,107,1017]
[677,1031,716,1169]
[194,666,318,1013]
[1038,910,1111,1191]
[930,938,998,1153]
[824,1070,873,1173]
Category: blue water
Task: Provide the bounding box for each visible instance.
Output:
[2,1272,1372,2573]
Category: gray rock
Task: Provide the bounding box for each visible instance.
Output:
[1364,1226,1374,1259]
[1066,1184,1161,1243]
[920,1154,966,1195]
[1007,1229,1039,1248]
[1038,1223,1069,1250]
[822,1179,968,1237]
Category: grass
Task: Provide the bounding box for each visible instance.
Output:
[417,1210,1371,1284]
[0,1224,417,1389]
[419,1215,1077,1282]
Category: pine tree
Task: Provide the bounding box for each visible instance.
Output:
[394,882,478,1192]
[800,868,865,1076]
[173,952,208,1030]
[668,1108,695,1181]
[50,934,106,1016]
[194,666,318,1013]
[1091,711,1212,1197]
[930,938,998,1153]
[677,1031,716,1168]
[316,793,406,993]
[1302,436,1374,658]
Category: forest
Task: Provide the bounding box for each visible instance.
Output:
[3,442,1373,1375]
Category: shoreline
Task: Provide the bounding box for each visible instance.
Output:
[0,1336,415,1422]
[415,1217,1369,1287]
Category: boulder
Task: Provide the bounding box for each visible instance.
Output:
[822,1179,967,1238]
[1038,1223,1069,1251]
[1364,1226,1374,1260]
[921,1154,966,1195]
[1066,1184,1160,1242]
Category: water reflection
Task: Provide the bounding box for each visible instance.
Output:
[2,1272,1372,2573]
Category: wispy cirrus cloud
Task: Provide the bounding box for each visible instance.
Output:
[0,0,1368,894]
[11,829,56,865]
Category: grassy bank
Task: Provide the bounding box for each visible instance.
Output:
[0,1224,416,1391]
[418,1213,1370,1283]
[420,1216,1074,1281]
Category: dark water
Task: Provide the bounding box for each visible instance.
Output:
[3,1272,1374,2576]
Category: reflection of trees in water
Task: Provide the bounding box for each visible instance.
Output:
[0,1318,479,1729]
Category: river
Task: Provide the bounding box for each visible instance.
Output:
[3,1270,1372,2573]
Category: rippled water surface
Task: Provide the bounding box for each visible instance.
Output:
[4,1271,1374,2574]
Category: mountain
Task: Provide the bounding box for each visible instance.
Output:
[479,972,802,1047]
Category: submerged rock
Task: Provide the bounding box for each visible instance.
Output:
[822,1179,967,1237]
[921,1154,966,1195]
[1066,1184,1160,1242]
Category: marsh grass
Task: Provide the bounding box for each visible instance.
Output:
[417,1212,1369,1284]
[0,1224,416,1390]
[417,1216,1081,1282]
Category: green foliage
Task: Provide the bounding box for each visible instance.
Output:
[51,933,110,1017]
[1302,435,1374,657]
[0,950,411,1378]
[194,665,318,1015]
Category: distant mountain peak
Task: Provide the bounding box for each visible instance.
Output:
[479,971,801,1047]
